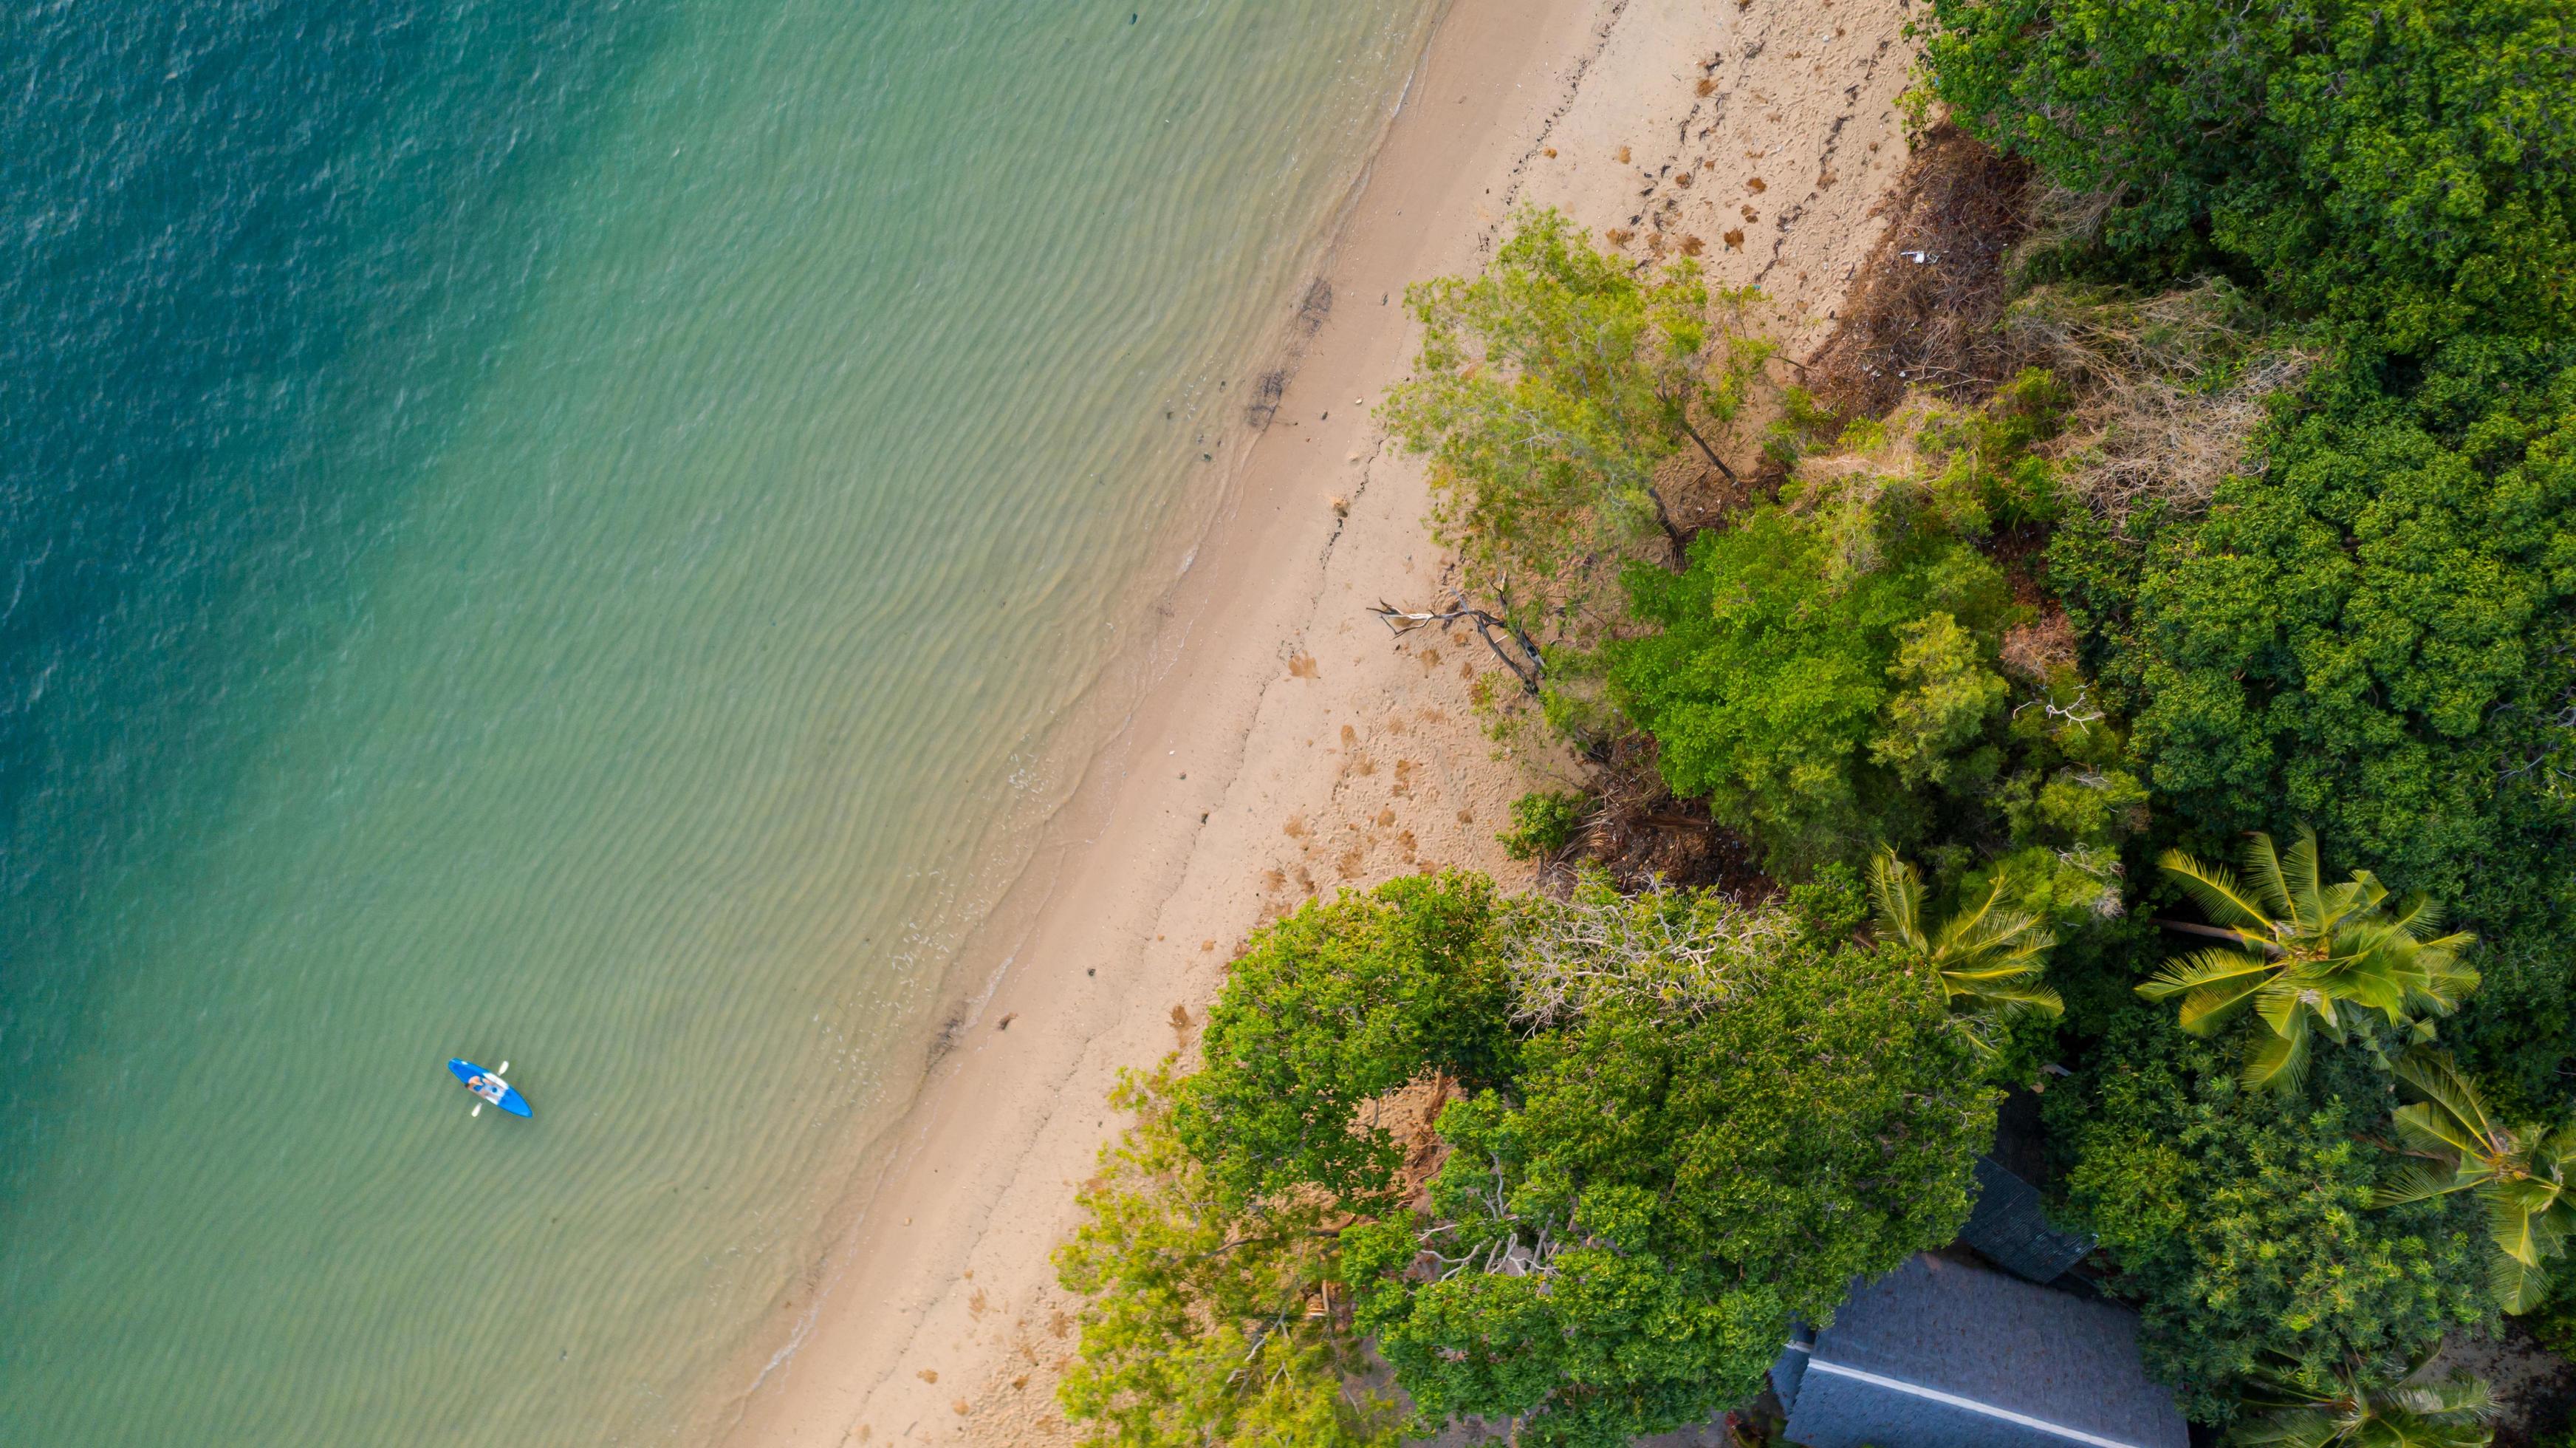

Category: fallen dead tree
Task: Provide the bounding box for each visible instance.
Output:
[1368,595,1546,695]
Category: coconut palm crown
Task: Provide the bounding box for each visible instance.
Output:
[2374,1048,2576,1315]
[1868,848,2062,1041]
[2233,1357,2496,1448]
[2136,827,2476,1091]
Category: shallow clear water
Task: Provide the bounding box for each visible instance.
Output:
[0,1,1436,1441]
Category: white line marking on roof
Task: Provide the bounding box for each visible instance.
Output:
[1803,1359,2154,1448]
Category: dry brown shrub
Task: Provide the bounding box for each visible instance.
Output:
[1998,613,2078,681]
[2004,279,2314,522]
[1803,123,2033,418]
[1558,738,1773,899]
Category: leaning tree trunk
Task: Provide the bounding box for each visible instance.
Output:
[1642,482,1689,569]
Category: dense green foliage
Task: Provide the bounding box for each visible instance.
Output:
[1062,872,2001,1448]
[1497,788,1586,861]
[1349,938,1989,1444]
[2055,341,2576,1099]
[2050,1009,2490,1420]
[1174,872,1515,1209]
[1055,1064,1404,1448]
[1380,207,1764,605]
[1608,484,2015,869]
[1904,0,2576,1426]
[2058,344,2576,901]
[1925,0,2576,349]
[1607,380,2147,891]
[1072,10,2576,1422]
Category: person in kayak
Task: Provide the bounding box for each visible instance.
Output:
[466,1073,504,1102]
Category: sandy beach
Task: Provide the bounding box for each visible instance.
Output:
[716,1,1929,1441]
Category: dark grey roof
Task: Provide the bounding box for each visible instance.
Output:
[1960,1155,2097,1284]
[1770,1323,1815,1407]
[1774,1254,2187,1448]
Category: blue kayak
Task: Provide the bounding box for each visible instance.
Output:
[447,1058,532,1118]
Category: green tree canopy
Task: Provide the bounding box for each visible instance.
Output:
[1055,1064,1403,1448]
[1606,493,2015,869]
[1174,872,1515,1211]
[2052,1008,2490,1421]
[1380,208,1764,592]
[1346,935,1993,1447]
[2052,339,2576,1095]
[1925,0,2576,349]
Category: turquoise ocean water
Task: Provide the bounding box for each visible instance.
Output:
[0,1,1439,1441]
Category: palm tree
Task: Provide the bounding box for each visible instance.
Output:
[2234,1359,2496,1447]
[2374,1048,2576,1314]
[1868,850,2062,1038]
[2137,827,2476,1091]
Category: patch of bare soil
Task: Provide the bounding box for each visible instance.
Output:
[2438,1323,2575,1446]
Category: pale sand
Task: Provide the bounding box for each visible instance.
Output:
[716,1,1926,1441]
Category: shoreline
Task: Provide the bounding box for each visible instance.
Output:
[714,0,1929,1441]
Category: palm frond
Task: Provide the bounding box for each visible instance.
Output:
[2238,1360,2499,1447]
[2415,1381,2501,1432]
[2230,1408,2342,1448]
[2537,1127,2576,1182]
[1877,852,2063,1028]
[2414,954,2482,1017]
[2528,1196,2575,1266]
[1942,959,2058,988]
[1867,847,1925,954]
[2157,847,2275,935]
[2380,891,2453,944]
[1951,977,2066,1019]
[2273,825,2323,936]
[2391,1102,2493,1167]
[2395,1050,2500,1155]
[2137,947,2275,1032]
[1941,901,2056,971]
[2340,866,2391,919]
[2491,1192,2546,1269]
[2396,1370,2500,1422]
[2251,977,2315,1041]
[2493,1248,2554,1315]
[2374,1162,2479,1209]
[2242,1021,2312,1093]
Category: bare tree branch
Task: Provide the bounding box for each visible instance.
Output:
[1370,597,1545,694]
